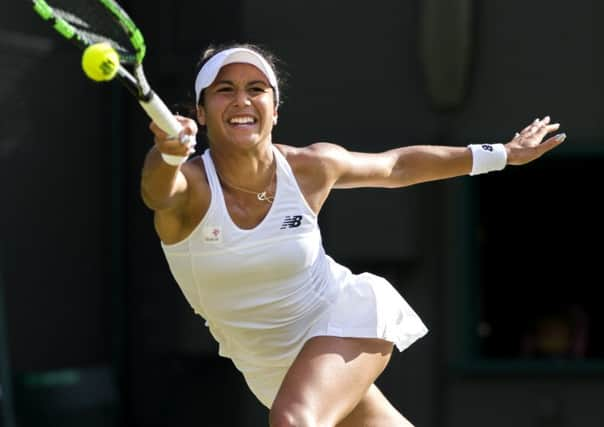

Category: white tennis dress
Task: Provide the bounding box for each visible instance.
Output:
[160,146,428,408]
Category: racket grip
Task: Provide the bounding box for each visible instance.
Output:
[139,92,189,165]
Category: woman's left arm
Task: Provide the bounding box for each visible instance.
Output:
[320,116,565,189]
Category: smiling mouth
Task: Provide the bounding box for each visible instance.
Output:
[228,116,258,126]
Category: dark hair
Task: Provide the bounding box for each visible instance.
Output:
[193,42,286,109]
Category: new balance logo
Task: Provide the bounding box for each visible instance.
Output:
[280,215,302,229]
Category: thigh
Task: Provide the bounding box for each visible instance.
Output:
[337,384,414,427]
[270,336,394,426]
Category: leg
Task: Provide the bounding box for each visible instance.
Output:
[269,336,394,427]
[337,384,414,427]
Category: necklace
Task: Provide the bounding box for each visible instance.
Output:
[216,162,275,204]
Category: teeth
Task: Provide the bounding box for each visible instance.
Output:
[229,116,255,124]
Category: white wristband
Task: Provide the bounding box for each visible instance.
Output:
[161,153,188,166]
[467,143,507,175]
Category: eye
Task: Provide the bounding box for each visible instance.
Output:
[250,86,269,93]
[216,86,234,92]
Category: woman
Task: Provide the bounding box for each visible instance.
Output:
[141,43,566,426]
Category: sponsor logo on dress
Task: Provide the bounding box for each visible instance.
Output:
[280,215,302,229]
[202,225,222,243]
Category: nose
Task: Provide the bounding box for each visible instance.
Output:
[234,88,251,107]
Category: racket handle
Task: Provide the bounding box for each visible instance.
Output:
[139,91,189,165]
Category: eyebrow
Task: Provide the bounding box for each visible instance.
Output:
[213,79,270,86]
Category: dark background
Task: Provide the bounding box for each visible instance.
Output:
[1,0,603,426]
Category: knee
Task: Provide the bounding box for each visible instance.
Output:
[269,402,318,427]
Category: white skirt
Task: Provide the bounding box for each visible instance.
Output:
[230,270,429,408]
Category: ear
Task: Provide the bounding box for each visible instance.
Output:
[196,105,206,126]
[272,108,278,126]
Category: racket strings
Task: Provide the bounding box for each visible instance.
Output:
[44,0,137,63]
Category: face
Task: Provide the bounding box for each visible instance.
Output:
[197,63,278,150]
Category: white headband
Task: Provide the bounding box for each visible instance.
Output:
[194,47,279,105]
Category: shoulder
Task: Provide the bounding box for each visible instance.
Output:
[181,153,207,183]
[275,142,349,176]
[273,143,351,207]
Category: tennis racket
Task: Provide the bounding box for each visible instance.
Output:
[31,0,191,164]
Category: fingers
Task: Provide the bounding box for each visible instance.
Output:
[541,123,560,135]
[520,116,549,134]
[517,116,561,143]
[154,131,197,156]
[538,132,567,154]
[507,116,567,165]
[531,123,560,140]
[149,115,198,156]
[176,115,199,142]
[520,117,542,133]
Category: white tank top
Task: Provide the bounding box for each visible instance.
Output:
[161,146,343,366]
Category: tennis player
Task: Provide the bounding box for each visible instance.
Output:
[141,43,566,426]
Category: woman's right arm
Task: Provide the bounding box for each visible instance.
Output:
[140,117,198,212]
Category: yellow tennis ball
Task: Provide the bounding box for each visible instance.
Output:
[81,42,120,82]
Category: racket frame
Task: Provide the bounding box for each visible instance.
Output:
[32,0,189,156]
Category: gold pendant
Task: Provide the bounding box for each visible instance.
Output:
[257,192,273,203]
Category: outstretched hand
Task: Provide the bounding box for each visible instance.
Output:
[505,116,566,166]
